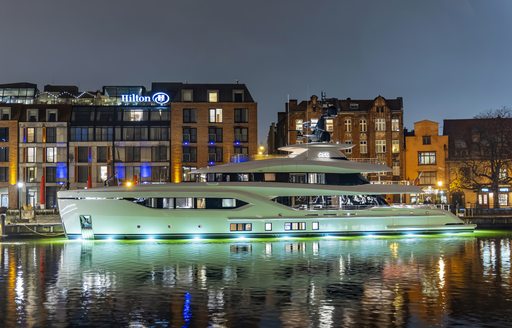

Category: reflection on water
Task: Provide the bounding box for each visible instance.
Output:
[0,233,512,327]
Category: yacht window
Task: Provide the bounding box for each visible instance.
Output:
[312,222,319,230]
[176,197,193,208]
[162,198,173,209]
[196,198,206,208]
[264,173,276,181]
[222,198,236,207]
[284,222,306,231]
[230,223,252,231]
[265,223,272,231]
[308,173,325,184]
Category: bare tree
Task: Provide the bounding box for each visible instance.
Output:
[457,108,512,208]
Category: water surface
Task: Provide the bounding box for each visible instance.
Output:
[1,231,511,327]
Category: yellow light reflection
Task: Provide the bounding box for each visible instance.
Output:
[438,257,445,289]
[389,242,399,258]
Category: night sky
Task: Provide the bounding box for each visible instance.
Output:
[1,0,511,142]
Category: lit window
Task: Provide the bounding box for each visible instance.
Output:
[176,197,193,208]
[392,140,400,153]
[391,118,400,132]
[230,223,252,231]
[418,152,436,165]
[344,119,352,132]
[284,222,306,231]
[419,171,436,185]
[99,166,108,182]
[26,128,36,143]
[375,118,386,131]
[46,147,56,163]
[326,119,334,132]
[360,140,368,154]
[393,160,400,176]
[360,119,367,132]
[222,198,236,207]
[208,90,219,103]
[27,147,36,162]
[376,140,386,153]
[312,222,319,230]
[310,119,318,128]
[209,108,223,123]
[295,119,303,132]
[265,223,272,231]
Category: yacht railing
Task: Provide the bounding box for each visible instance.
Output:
[370,180,411,185]
[349,158,386,165]
[290,203,451,211]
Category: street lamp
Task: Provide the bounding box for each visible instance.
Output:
[17,181,24,221]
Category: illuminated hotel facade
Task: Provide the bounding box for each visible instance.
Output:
[0,82,257,209]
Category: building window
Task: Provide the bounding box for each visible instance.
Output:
[360,119,367,132]
[26,127,36,143]
[344,119,352,132]
[153,166,169,182]
[375,118,386,131]
[97,146,108,163]
[0,108,11,120]
[376,140,386,153]
[46,167,56,183]
[26,167,36,182]
[234,127,248,143]
[123,127,148,141]
[209,108,223,123]
[208,90,219,103]
[418,151,436,165]
[46,147,56,163]
[499,167,508,180]
[208,127,223,143]
[234,108,248,123]
[312,222,319,230]
[391,118,400,132]
[265,223,272,231]
[234,146,249,155]
[95,127,114,141]
[392,140,400,153]
[46,127,56,143]
[149,127,169,141]
[27,147,36,162]
[182,89,193,102]
[419,171,436,185]
[152,146,167,162]
[99,166,108,182]
[499,193,508,206]
[123,109,148,122]
[208,146,223,162]
[350,103,359,110]
[233,90,245,102]
[295,119,303,132]
[345,140,352,154]
[325,118,334,132]
[422,136,431,145]
[183,108,197,123]
[0,128,8,142]
[183,127,197,143]
[284,222,306,231]
[360,140,368,154]
[27,109,38,122]
[77,147,89,163]
[0,147,8,162]
[0,167,7,182]
[70,127,93,141]
[230,223,252,231]
[393,160,400,176]
[77,166,88,183]
[47,109,58,122]
[182,147,197,162]
[125,147,141,162]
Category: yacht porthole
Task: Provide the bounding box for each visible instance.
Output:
[168,225,171,229]
[198,225,202,228]
[137,225,141,229]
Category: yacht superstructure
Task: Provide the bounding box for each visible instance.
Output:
[57,143,475,239]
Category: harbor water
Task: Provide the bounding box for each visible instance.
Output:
[1,231,511,327]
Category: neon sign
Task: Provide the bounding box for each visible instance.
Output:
[121,92,170,105]
[317,152,330,158]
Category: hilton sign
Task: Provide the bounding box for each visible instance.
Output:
[121,92,170,106]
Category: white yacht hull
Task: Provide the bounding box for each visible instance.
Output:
[58,184,475,239]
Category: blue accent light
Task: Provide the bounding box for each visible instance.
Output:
[208,141,215,145]
[183,292,192,325]
[234,141,240,145]
[183,141,189,145]
[208,161,215,166]
[56,163,67,179]
[141,164,151,178]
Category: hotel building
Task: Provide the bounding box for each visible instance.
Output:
[0,82,257,209]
